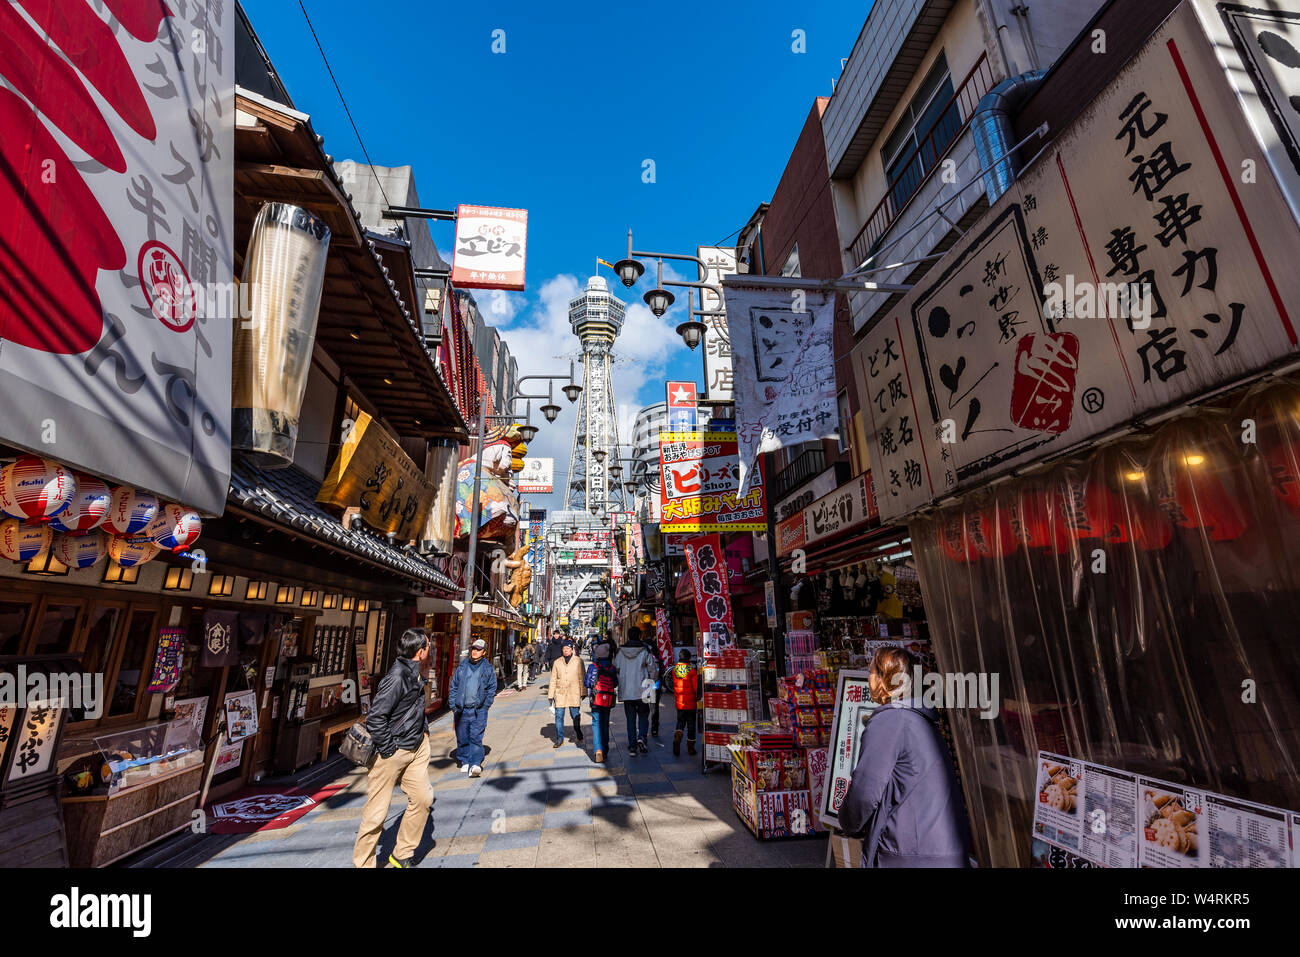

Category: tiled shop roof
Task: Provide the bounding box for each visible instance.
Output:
[228,459,458,591]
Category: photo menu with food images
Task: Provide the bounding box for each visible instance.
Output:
[1031,751,1296,868]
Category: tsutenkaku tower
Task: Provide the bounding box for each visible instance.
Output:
[565,276,628,516]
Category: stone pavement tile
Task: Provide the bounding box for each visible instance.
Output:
[426,853,479,868]
[627,772,668,784]
[628,780,676,795]
[444,832,489,857]
[476,845,540,868]
[437,776,475,790]
[501,813,543,833]
[548,795,592,812]
[519,758,555,768]
[483,828,542,852]
[309,806,363,823]
[542,808,593,829]
[535,824,595,867]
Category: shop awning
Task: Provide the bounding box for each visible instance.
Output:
[234,88,467,442]
[228,459,459,591]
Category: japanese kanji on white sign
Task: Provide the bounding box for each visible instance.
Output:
[854,4,1300,523]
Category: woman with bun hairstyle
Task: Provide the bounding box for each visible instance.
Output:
[838,646,971,867]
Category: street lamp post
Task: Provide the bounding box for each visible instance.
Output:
[457,367,580,658]
[613,230,723,350]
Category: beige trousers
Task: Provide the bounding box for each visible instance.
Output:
[352,734,432,867]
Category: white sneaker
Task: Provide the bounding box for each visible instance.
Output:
[469,765,482,778]
[460,764,470,773]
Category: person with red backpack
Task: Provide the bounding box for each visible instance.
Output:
[670,649,702,756]
[586,644,618,763]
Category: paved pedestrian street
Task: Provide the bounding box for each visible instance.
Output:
[196,672,826,868]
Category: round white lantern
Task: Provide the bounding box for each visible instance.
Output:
[54,530,109,569]
[147,503,203,551]
[107,534,160,568]
[49,472,112,533]
[0,455,74,522]
[0,518,52,562]
[102,486,159,536]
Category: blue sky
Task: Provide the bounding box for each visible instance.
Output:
[242,0,871,508]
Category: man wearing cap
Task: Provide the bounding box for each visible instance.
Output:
[448,638,497,777]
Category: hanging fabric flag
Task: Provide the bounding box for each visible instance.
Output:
[723,280,838,495]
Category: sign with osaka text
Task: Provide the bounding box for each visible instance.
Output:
[854,3,1300,523]
[0,2,235,515]
[658,430,766,532]
[451,205,527,290]
[682,534,734,641]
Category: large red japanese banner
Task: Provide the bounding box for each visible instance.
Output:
[682,533,734,642]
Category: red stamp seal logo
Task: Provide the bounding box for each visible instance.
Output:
[138,240,197,332]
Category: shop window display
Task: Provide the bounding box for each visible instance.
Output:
[912,379,1300,867]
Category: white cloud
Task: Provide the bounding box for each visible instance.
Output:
[492,263,707,512]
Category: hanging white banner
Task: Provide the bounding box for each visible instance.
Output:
[723,281,839,495]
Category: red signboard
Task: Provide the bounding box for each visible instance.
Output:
[451,205,528,291]
[659,430,766,532]
[654,608,673,672]
[683,534,734,640]
[775,512,807,557]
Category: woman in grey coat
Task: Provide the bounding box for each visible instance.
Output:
[837,646,971,868]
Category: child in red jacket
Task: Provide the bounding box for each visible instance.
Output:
[670,649,702,756]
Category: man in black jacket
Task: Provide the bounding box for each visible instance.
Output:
[352,629,433,868]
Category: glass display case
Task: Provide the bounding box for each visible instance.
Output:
[94,718,204,795]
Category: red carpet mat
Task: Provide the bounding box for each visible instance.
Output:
[206,784,345,834]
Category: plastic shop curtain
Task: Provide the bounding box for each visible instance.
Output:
[912,378,1300,867]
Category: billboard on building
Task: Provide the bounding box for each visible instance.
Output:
[658,430,766,533]
[0,2,235,515]
[516,457,554,494]
[856,4,1300,523]
[451,205,527,291]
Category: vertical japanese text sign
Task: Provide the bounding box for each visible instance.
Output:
[682,534,734,642]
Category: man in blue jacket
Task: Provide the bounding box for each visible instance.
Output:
[448,638,497,777]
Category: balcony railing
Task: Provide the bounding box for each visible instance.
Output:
[845,53,995,270]
[773,446,827,503]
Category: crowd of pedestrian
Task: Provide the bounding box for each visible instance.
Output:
[351,622,704,867]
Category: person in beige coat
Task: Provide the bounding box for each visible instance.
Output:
[548,638,586,748]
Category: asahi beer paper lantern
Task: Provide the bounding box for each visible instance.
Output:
[232,202,331,467]
[49,472,112,533]
[0,455,74,522]
[0,519,51,562]
[147,503,202,551]
[107,535,160,568]
[53,530,108,569]
[102,486,159,536]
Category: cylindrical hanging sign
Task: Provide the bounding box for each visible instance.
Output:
[232,202,331,468]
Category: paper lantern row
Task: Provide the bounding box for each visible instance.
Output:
[0,455,201,557]
[0,522,164,569]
